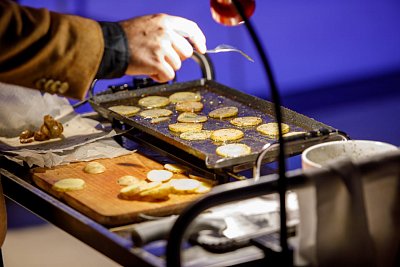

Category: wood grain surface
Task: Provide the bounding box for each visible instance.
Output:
[32,153,206,226]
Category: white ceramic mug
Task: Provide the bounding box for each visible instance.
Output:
[296,140,398,266]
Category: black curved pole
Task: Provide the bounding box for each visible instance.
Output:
[231,0,289,259]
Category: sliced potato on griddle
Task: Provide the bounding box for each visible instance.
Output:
[177,112,207,123]
[216,143,251,158]
[256,122,290,137]
[53,178,85,192]
[210,128,244,142]
[139,108,172,118]
[209,106,238,119]
[108,105,140,116]
[168,123,203,133]
[169,91,201,103]
[175,101,204,112]
[180,130,212,141]
[230,116,262,127]
[138,96,170,108]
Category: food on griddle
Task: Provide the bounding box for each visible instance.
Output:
[179,130,212,141]
[210,128,244,142]
[19,115,63,143]
[256,122,290,137]
[169,178,201,194]
[146,169,173,182]
[168,122,203,133]
[230,116,262,127]
[83,161,106,174]
[175,101,204,112]
[53,178,85,192]
[208,106,239,119]
[108,105,140,116]
[139,108,172,118]
[164,163,191,174]
[117,175,141,186]
[151,117,170,124]
[169,91,201,103]
[177,112,207,123]
[138,96,170,108]
[216,143,251,158]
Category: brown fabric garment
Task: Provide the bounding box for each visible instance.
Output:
[0,0,104,100]
[0,180,6,248]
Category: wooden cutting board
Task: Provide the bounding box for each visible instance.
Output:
[32,153,207,226]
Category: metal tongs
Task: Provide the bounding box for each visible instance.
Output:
[207,44,254,62]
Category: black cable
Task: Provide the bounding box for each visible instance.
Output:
[231,0,290,262]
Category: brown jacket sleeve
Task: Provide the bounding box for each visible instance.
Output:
[0,0,104,100]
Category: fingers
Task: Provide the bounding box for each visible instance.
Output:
[168,16,207,54]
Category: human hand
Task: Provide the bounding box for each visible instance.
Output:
[119,14,207,82]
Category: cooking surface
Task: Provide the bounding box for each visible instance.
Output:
[32,153,206,226]
[91,79,336,168]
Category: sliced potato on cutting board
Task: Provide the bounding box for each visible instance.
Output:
[83,162,106,174]
[169,178,201,194]
[146,170,173,182]
[117,175,141,186]
[53,178,85,192]
[164,163,191,174]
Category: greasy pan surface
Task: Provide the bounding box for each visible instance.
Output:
[90,79,335,169]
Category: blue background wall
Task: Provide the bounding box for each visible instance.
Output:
[18,0,400,148]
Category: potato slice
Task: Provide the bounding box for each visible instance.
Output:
[120,184,141,197]
[108,105,140,116]
[147,170,173,182]
[230,116,262,127]
[209,106,238,119]
[180,130,212,141]
[216,143,251,158]
[117,175,141,186]
[151,117,170,124]
[169,92,201,103]
[139,183,172,200]
[256,122,290,137]
[177,112,207,123]
[210,128,244,142]
[169,178,201,194]
[53,178,85,192]
[139,108,172,118]
[175,101,204,112]
[168,123,203,133]
[194,182,212,194]
[83,162,106,174]
[138,96,170,108]
[164,163,190,174]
